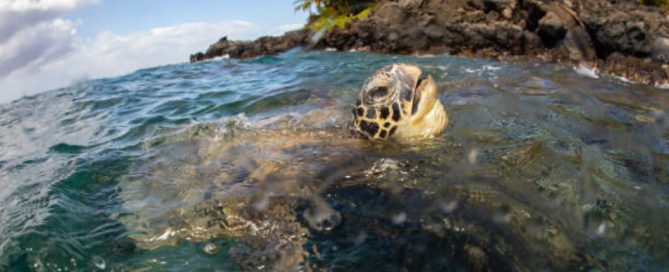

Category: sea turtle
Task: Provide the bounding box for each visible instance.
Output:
[115,64,603,271]
[116,64,453,269]
[348,64,448,140]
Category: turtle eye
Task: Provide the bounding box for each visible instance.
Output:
[367,86,389,102]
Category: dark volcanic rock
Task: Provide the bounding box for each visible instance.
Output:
[191,0,669,85]
[189,29,310,62]
[601,52,669,85]
[580,1,669,61]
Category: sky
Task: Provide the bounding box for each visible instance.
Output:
[0,0,309,104]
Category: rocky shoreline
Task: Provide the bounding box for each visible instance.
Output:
[191,0,669,86]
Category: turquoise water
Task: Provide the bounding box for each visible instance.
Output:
[0,50,668,271]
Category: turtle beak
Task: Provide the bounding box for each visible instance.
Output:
[391,64,422,102]
[410,75,439,124]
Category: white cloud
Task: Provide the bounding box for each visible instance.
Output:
[0,18,77,77]
[0,1,93,77]
[0,0,97,43]
[50,20,258,79]
[277,23,304,33]
[0,20,259,103]
[0,0,97,103]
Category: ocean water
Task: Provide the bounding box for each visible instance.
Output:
[0,50,668,271]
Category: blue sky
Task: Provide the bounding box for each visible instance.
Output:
[67,0,308,39]
[0,0,309,104]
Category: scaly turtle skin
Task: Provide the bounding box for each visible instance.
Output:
[350,64,448,140]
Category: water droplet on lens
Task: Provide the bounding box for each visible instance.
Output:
[392,212,407,224]
[443,218,452,229]
[441,200,458,213]
[493,204,512,223]
[583,210,613,237]
[468,149,478,164]
[596,223,607,235]
[202,242,219,256]
[109,213,119,220]
[253,194,269,211]
[92,256,106,270]
[353,231,368,245]
[303,207,341,231]
[33,258,44,271]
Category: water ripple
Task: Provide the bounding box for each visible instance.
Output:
[0,50,667,270]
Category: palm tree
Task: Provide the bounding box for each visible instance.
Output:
[294,0,376,31]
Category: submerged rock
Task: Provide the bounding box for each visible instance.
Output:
[202,243,219,256]
[115,111,613,271]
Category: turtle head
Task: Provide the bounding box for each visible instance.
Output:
[350,64,448,141]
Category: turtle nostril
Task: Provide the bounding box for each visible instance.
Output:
[411,76,427,115]
[411,87,422,115]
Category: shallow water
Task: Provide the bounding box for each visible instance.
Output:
[0,50,668,271]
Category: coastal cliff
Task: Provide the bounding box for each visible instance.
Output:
[191,0,669,85]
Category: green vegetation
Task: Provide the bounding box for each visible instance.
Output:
[293,0,668,32]
[294,0,376,31]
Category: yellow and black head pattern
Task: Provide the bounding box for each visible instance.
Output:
[349,64,449,141]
